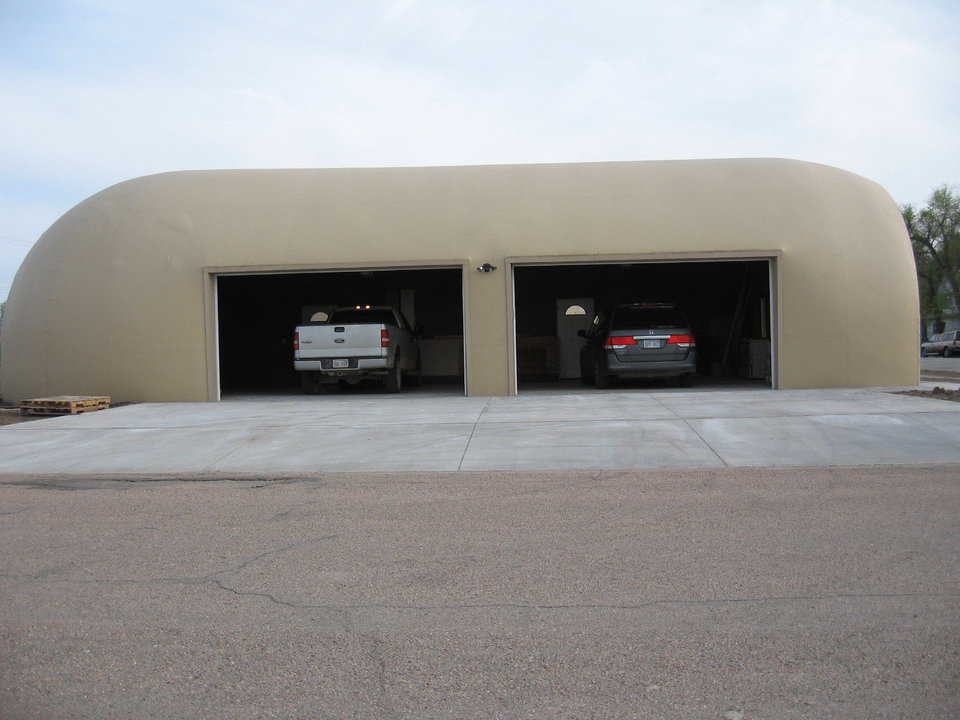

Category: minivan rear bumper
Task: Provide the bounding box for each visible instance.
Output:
[605,350,697,377]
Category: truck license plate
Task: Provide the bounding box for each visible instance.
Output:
[642,339,660,349]
[332,359,349,368]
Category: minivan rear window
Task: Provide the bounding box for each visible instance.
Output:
[611,307,687,330]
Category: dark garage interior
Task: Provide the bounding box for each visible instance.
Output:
[514,260,772,391]
[217,268,463,395]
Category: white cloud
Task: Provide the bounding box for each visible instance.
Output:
[382,0,421,23]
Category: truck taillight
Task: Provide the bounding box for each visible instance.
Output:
[668,334,695,347]
[381,329,391,347]
[604,336,637,348]
[293,331,300,350]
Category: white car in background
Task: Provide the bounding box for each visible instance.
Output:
[921,330,960,357]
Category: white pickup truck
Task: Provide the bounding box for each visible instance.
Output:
[293,306,419,392]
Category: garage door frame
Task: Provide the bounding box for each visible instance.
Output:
[203,260,472,401]
[505,251,782,395]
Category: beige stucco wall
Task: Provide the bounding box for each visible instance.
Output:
[0,159,919,402]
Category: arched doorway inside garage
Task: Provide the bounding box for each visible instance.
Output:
[509,258,776,393]
[214,266,466,398]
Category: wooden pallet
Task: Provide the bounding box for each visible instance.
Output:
[18,395,112,416]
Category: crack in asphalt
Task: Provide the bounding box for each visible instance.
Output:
[4,522,957,613]
[209,577,294,605]
[4,564,955,614]
[0,534,339,588]
[205,535,340,580]
[186,588,960,612]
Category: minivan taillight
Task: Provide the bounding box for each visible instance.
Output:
[381,329,391,347]
[293,330,300,351]
[604,336,637,349]
[668,334,695,347]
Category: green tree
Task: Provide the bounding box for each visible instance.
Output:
[903,185,960,340]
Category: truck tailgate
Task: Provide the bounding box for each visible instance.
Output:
[296,324,386,359]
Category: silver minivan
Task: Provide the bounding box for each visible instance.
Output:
[579,302,697,387]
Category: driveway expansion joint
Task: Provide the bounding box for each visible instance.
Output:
[648,393,730,467]
[457,396,492,471]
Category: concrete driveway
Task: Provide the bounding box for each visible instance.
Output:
[2,387,960,476]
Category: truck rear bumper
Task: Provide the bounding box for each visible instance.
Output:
[295,358,390,373]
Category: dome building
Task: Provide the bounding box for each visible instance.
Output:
[0,159,919,401]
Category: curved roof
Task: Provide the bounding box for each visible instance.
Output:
[1,159,918,400]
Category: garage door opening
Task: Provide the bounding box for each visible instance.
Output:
[512,260,773,393]
[216,267,465,397]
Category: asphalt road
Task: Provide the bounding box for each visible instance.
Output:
[2,466,958,719]
[922,355,960,379]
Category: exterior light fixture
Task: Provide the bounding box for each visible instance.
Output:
[476,263,497,273]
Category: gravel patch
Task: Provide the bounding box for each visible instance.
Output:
[897,386,960,403]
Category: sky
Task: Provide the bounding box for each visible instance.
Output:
[1,0,958,302]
